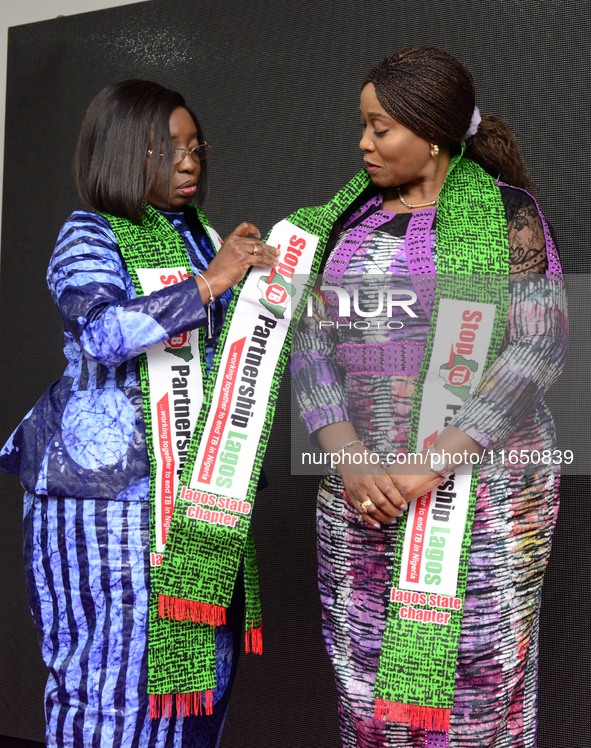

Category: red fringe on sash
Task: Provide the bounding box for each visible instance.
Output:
[149,690,214,719]
[244,620,263,655]
[158,595,226,626]
[374,700,451,731]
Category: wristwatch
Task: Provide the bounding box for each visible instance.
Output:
[424,444,453,480]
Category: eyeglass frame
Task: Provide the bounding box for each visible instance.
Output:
[147,143,212,164]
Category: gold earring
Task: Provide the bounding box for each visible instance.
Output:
[430,144,439,157]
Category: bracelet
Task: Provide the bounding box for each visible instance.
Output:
[199,273,214,302]
[424,445,453,480]
[336,439,364,458]
[197,274,215,339]
[334,439,388,472]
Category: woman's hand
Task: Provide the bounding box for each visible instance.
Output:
[384,458,442,504]
[196,222,279,301]
[337,443,409,528]
[315,423,408,528]
[343,447,443,527]
[384,428,486,503]
[341,473,408,529]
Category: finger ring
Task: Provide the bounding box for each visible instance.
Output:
[252,243,260,256]
[361,499,373,512]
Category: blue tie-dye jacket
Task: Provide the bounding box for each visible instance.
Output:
[0,207,231,501]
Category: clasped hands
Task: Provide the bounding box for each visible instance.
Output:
[337,442,443,529]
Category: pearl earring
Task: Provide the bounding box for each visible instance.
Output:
[431,144,440,157]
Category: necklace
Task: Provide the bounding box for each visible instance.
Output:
[397,187,438,209]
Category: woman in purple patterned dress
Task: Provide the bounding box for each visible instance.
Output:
[292,47,567,748]
[0,80,278,748]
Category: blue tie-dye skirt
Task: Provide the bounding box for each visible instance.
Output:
[22,493,243,748]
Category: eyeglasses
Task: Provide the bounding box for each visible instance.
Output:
[147,143,212,164]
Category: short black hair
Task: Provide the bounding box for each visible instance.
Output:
[75,79,208,224]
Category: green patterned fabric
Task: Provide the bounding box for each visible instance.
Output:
[105,154,505,717]
[374,154,509,726]
[138,175,370,706]
[103,205,220,707]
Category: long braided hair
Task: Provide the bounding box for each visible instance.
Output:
[363,47,536,193]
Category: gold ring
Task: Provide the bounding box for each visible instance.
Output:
[361,499,373,512]
[252,243,260,256]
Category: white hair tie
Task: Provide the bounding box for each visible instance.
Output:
[464,106,481,139]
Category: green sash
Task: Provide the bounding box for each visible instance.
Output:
[371,154,509,729]
[290,151,509,732]
[106,151,507,724]
[107,179,370,716]
[103,205,222,715]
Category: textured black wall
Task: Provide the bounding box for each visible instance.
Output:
[1,1,590,746]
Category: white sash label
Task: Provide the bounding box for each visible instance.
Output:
[399,298,496,597]
[204,225,223,253]
[187,220,318,501]
[136,267,204,554]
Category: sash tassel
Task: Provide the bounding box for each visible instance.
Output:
[158,594,226,626]
[149,690,214,719]
[244,620,263,654]
[373,700,451,731]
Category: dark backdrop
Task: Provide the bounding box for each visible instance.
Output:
[1,1,590,746]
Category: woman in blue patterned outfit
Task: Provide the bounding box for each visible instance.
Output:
[0,80,278,748]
